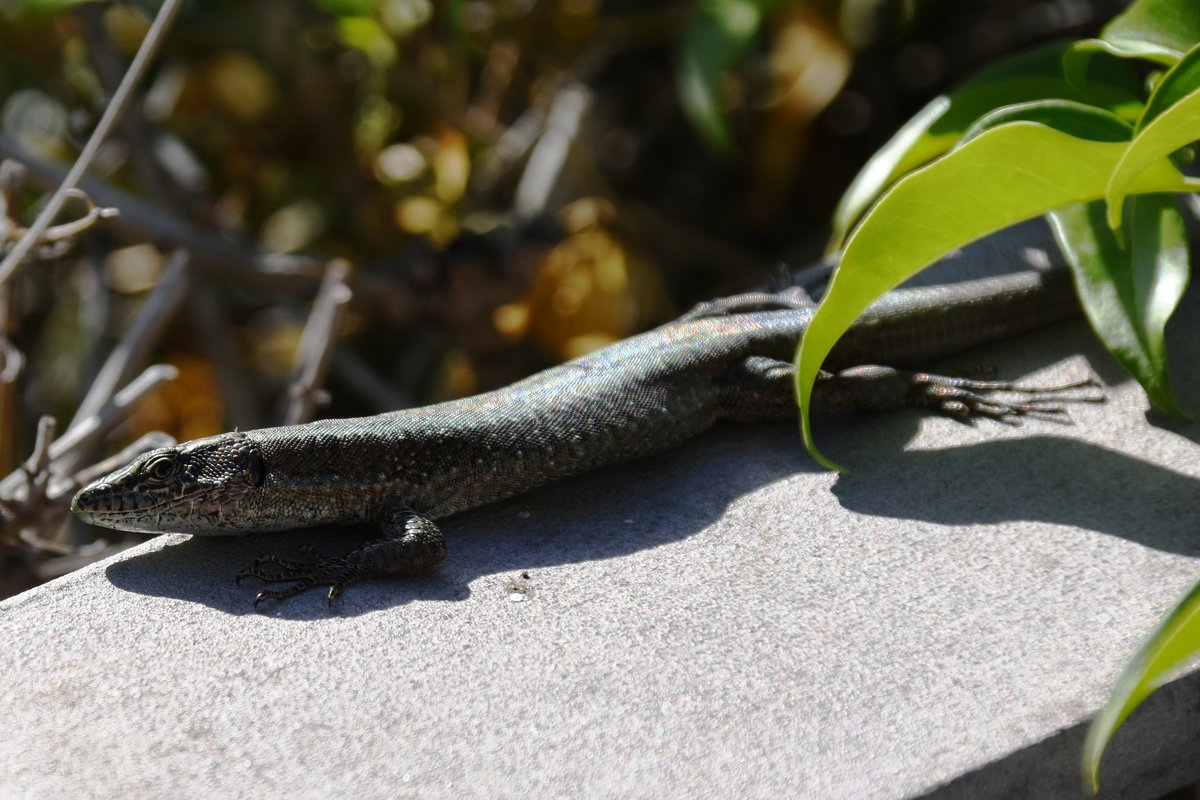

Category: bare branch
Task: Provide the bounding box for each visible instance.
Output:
[0,332,22,385]
[0,283,18,477]
[21,416,57,507]
[0,363,179,497]
[0,160,24,241]
[74,2,177,207]
[30,189,119,245]
[68,250,191,429]
[513,83,595,220]
[49,363,179,479]
[283,260,353,425]
[3,425,173,560]
[0,162,118,262]
[0,0,186,286]
[0,135,416,323]
[0,133,320,278]
[24,416,55,477]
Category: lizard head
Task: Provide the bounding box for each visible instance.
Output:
[71,431,268,534]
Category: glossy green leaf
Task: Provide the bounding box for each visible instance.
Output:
[1106,43,1200,228]
[1139,43,1200,129]
[1047,195,1189,416]
[829,96,947,252]
[1065,39,1179,88]
[829,43,1143,250]
[677,0,771,151]
[796,120,1200,471]
[1083,575,1200,792]
[1099,0,1200,63]
[962,99,1133,144]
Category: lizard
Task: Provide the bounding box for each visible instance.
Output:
[71,265,1094,606]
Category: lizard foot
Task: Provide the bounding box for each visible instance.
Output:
[235,512,447,608]
[236,549,367,608]
[814,365,1104,418]
[908,372,1104,419]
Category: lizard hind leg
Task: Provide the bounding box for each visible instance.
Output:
[713,357,1103,424]
[717,355,800,422]
[236,508,447,608]
[813,365,1103,418]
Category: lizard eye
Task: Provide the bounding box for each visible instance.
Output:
[140,453,179,484]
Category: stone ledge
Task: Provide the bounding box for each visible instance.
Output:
[4,306,1200,798]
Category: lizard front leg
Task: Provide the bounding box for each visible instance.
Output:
[236,507,447,607]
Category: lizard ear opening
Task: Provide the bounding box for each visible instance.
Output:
[247,451,267,488]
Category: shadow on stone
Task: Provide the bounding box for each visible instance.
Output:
[831,433,1200,557]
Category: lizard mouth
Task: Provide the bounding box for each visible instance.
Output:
[70,483,203,530]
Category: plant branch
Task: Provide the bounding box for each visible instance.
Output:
[0,0,186,287]
[283,260,353,425]
[67,251,191,431]
[0,363,178,497]
[0,135,417,323]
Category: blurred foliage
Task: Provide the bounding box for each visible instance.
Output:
[0,0,1131,456]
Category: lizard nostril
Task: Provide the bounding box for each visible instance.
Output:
[71,483,113,512]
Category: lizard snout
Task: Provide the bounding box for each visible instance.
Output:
[71,482,115,517]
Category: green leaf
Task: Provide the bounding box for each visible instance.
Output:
[1047,196,1189,416]
[1106,43,1200,228]
[8,0,100,12]
[829,43,1143,250]
[310,0,373,16]
[829,96,948,252]
[962,99,1133,144]
[1065,38,1179,79]
[337,16,398,67]
[796,119,1200,471]
[1099,0,1200,63]
[677,0,771,151]
[1139,44,1200,130]
[1082,575,1200,793]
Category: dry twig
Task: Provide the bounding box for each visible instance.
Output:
[67,251,191,430]
[0,363,179,500]
[0,0,185,286]
[283,260,353,425]
[0,134,416,323]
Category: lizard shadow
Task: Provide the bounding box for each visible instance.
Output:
[103,409,1200,618]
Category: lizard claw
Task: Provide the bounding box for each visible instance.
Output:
[912,372,1105,420]
[235,550,317,584]
[234,517,445,608]
[237,550,365,608]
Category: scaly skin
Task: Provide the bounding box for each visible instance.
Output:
[72,269,1089,605]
